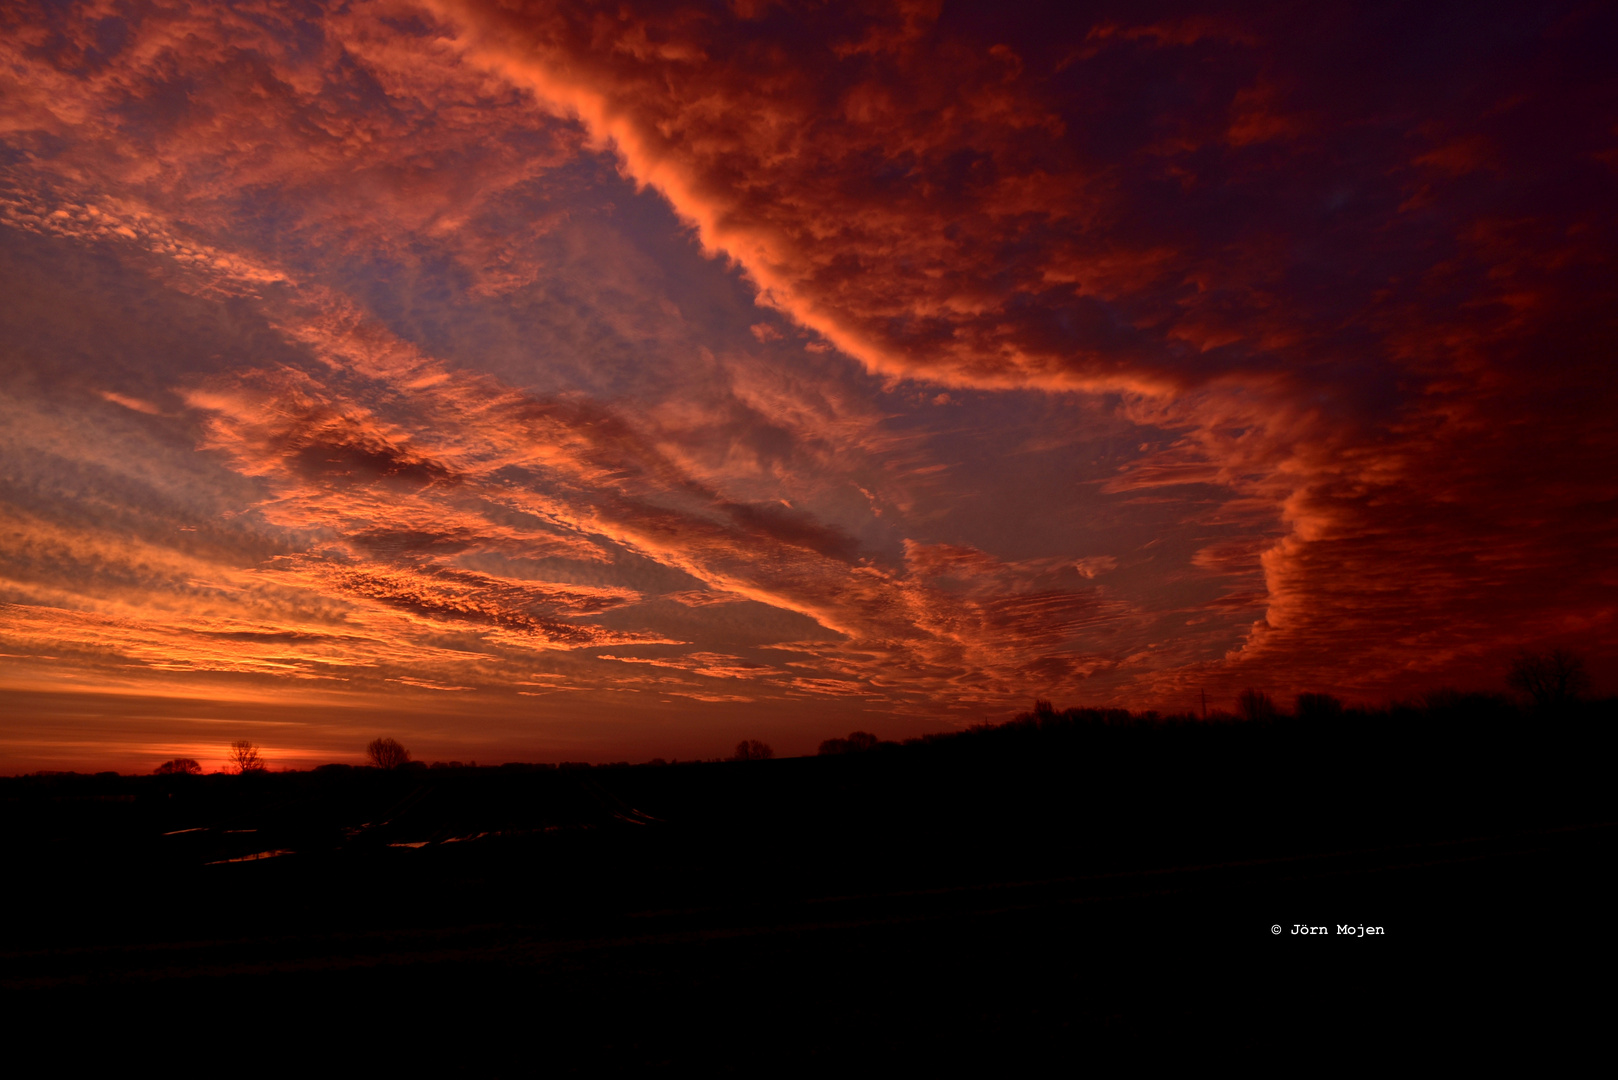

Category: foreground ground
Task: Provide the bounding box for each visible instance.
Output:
[3,712,1613,1066]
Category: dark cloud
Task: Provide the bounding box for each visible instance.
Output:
[437,0,1618,699]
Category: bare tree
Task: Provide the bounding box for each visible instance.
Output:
[228,740,265,774]
[1508,649,1590,711]
[366,736,411,770]
[731,740,774,761]
[1236,688,1278,722]
[155,758,202,775]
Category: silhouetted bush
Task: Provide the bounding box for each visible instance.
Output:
[154,758,202,776]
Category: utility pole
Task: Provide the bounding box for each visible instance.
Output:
[1201,688,1207,720]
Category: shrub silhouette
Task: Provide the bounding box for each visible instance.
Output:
[1236,689,1278,722]
[228,740,265,774]
[1507,649,1589,712]
[732,740,774,761]
[366,737,412,770]
[154,758,202,775]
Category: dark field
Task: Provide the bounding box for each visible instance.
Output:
[4,709,1614,1067]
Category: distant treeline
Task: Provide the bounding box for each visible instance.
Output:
[818,684,1607,751]
[12,648,1612,781]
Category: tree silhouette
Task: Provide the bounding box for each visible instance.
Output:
[818,731,880,755]
[1236,689,1278,722]
[229,740,264,774]
[1507,649,1589,711]
[732,740,774,761]
[366,736,412,770]
[154,758,202,775]
[1294,693,1343,722]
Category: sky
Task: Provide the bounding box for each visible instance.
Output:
[2,0,1615,772]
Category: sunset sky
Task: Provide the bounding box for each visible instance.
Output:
[3,0,1615,771]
